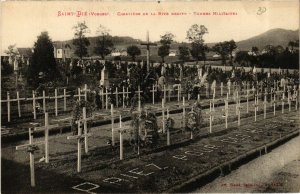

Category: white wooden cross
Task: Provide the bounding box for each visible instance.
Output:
[32,90,37,119]
[82,84,91,101]
[118,114,126,160]
[263,92,268,119]
[220,82,224,96]
[48,89,59,116]
[166,108,170,145]
[54,88,70,112]
[162,85,173,102]
[173,84,181,102]
[162,99,166,133]
[272,93,277,116]
[135,85,143,102]
[122,87,130,108]
[131,99,143,155]
[205,82,209,98]
[75,107,94,153]
[34,112,59,163]
[295,87,298,110]
[236,99,242,126]
[246,90,249,113]
[2,92,25,122]
[206,100,214,133]
[16,128,44,187]
[100,88,105,109]
[253,95,259,122]
[67,117,92,173]
[163,85,167,102]
[227,81,231,95]
[115,87,119,107]
[288,90,291,112]
[181,97,187,129]
[150,84,157,105]
[111,104,115,146]
[281,93,285,114]
[222,99,229,129]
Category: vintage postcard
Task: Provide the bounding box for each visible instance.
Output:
[1,0,299,193]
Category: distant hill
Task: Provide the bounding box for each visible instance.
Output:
[54,28,299,57]
[236,28,299,51]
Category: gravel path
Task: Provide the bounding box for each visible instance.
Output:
[193,134,300,193]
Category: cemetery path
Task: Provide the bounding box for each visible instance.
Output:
[192,135,300,193]
[1,108,299,193]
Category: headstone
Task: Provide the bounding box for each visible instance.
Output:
[100,67,109,88]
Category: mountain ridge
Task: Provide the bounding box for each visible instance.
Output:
[54,28,299,55]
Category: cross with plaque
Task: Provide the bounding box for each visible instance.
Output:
[67,108,92,172]
[16,128,44,187]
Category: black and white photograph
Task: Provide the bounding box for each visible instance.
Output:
[1,0,299,193]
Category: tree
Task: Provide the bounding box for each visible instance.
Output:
[158,45,170,63]
[186,24,208,64]
[227,40,237,65]
[73,21,90,59]
[158,32,175,62]
[5,44,18,60]
[186,24,208,44]
[235,51,250,66]
[251,46,259,55]
[212,42,229,65]
[127,45,141,61]
[94,25,114,59]
[160,32,175,45]
[28,31,59,86]
[178,45,190,62]
[190,43,209,64]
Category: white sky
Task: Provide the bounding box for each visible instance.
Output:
[1,1,299,51]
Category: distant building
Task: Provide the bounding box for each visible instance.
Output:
[53,42,72,59]
[212,53,220,58]
[16,48,33,58]
[111,49,127,56]
[169,50,178,57]
[16,48,33,64]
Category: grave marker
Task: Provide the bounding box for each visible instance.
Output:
[32,91,36,120]
[34,113,59,163]
[67,119,92,172]
[111,104,115,146]
[253,96,259,122]
[16,128,44,187]
[272,93,277,116]
[220,82,224,96]
[118,115,126,160]
[263,93,267,119]
[75,107,94,153]
[166,108,170,145]
[162,99,165,133]
[281,93,285,114]
[206,100,214,133]
[236,99,242,126]
[222,99,229,129]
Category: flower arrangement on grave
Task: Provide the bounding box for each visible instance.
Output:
[71,94,95,135]
[165,117,175,131]
[129,111,159,150]
[185,101,203,131]
[186,111,198,132]
[130,94,145,113]
[184,80,193,97]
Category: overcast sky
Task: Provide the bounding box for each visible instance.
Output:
[1,1,299,52]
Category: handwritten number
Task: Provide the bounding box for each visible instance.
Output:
[257,7,266,15]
